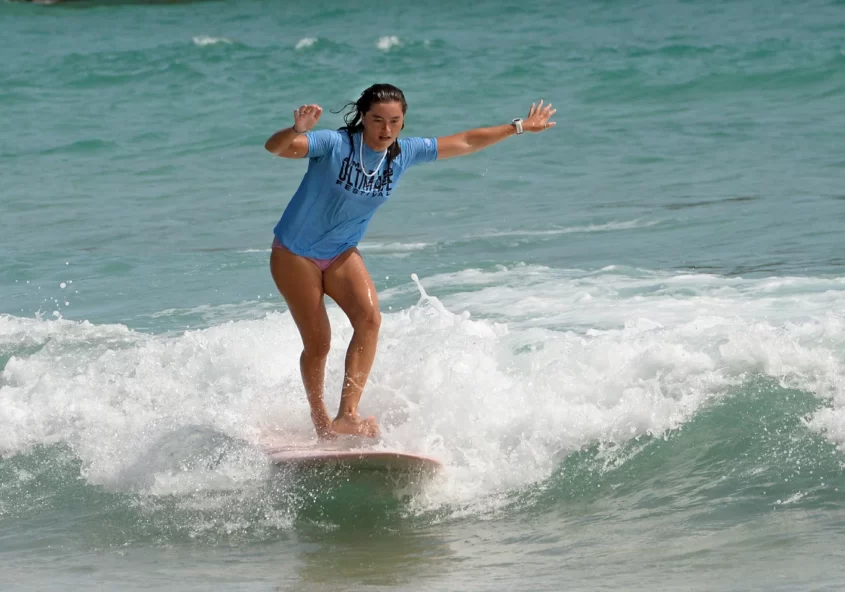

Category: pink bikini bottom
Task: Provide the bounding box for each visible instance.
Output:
[272,237,340,272]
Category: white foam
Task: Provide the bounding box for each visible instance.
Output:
[776,491,807,505]
[2,267,845,515]
[295,37,318,50]
[192,36,232,47]
[407,265,845,332]
[376,36,402,51]
[146,300,278,325]
[359,241,430,253]
[478,219,661,239]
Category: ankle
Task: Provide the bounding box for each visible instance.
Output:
[335,409,359,420]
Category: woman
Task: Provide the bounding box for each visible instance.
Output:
[265,83,555,439]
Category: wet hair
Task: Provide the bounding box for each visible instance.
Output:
[335,83,407,160]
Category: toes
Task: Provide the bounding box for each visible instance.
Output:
[365,418,380,437]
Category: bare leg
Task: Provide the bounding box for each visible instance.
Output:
[323,248,381,438]
[269,246,333,438]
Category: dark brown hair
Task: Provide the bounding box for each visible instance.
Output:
[336,83,407,159]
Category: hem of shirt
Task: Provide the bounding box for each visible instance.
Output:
[274,233,355,260]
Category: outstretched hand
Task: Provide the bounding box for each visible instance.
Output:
[293,104,323,133]
[524,100,556,133]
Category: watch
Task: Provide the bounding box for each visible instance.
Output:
[512,118,524,135]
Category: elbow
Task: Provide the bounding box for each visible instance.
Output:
[264,139,277,155]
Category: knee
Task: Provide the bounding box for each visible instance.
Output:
[302,332,331,360]
[353,308,381,334]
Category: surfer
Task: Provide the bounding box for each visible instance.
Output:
[264,84,555,439]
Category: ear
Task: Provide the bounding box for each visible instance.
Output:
[401,123,405,130]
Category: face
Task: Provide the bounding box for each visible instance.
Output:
[361,101,405,151]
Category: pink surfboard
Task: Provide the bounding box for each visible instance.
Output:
[262,436,442,474]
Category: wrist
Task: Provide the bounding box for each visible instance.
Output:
[292,125,306,134]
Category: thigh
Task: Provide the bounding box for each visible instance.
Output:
[270,247,330,352]
[322,248,380,325]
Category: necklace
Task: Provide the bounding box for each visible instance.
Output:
[358,133,388,178]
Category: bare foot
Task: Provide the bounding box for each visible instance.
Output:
[331,414,380,438]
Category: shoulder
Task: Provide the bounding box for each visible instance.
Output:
[306,129,345,146]
[305,129,346,159]
[396,136,438,167]
[398,136,436,151]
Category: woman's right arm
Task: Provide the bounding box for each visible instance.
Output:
[264,104,323,158]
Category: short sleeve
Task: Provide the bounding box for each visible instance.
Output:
[306,129,341,160]
[398,137,438,168]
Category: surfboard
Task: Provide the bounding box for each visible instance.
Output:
[262,435,442,475]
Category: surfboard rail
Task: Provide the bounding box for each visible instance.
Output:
[265,446,442,474]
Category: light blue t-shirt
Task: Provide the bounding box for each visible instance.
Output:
[273,129,438,259]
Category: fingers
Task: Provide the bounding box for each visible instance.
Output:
[294,104,322,114]
[293,104,323,131]
[527,100,554,116]
[525,99,557,132]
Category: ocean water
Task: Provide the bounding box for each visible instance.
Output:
[3,0,845,589]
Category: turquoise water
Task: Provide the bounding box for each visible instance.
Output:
[3,0,845,589]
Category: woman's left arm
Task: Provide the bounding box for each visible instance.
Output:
[437,100,556,160]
